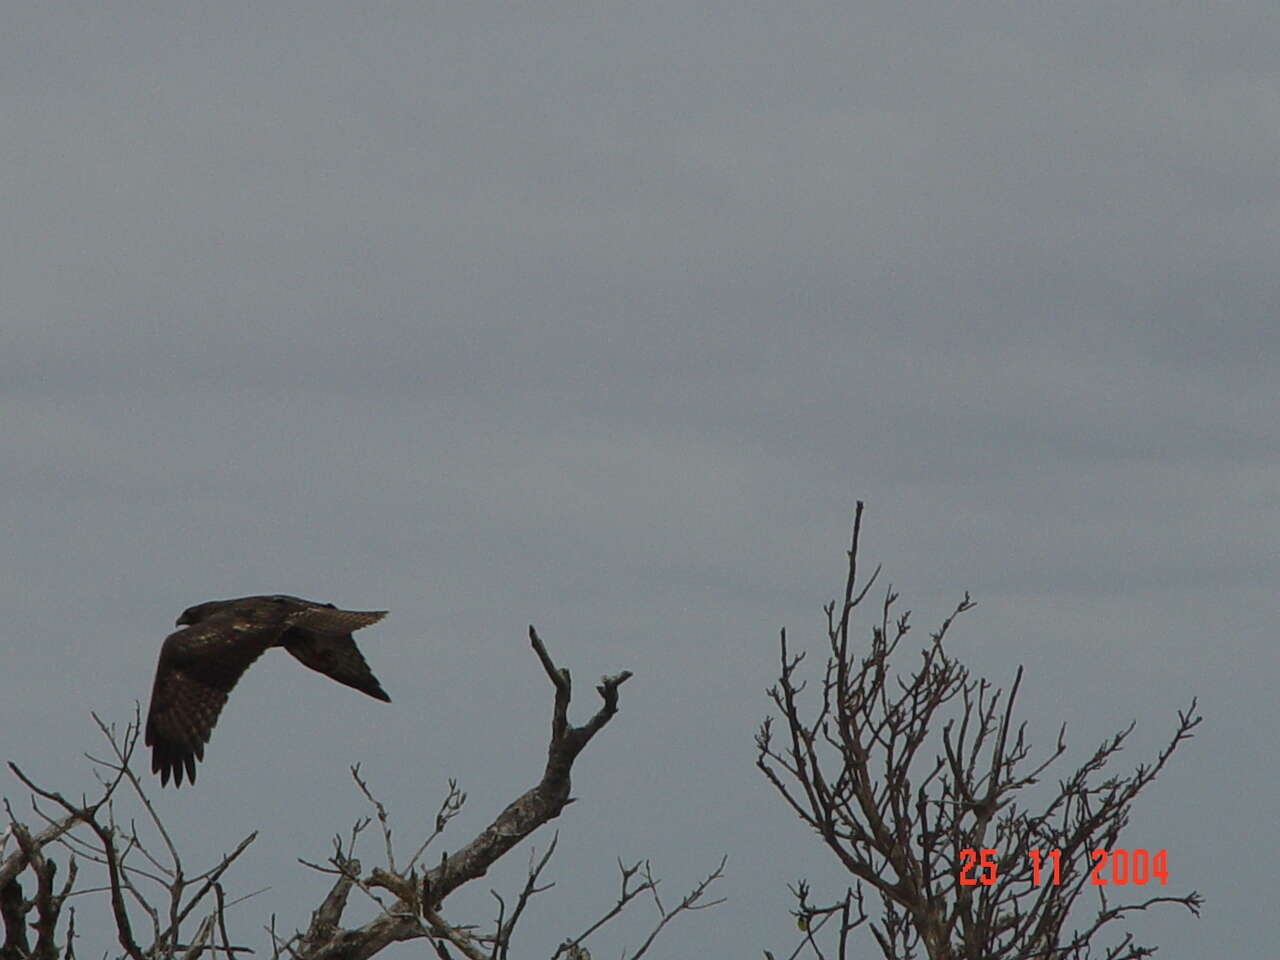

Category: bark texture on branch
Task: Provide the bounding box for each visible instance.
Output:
[299,627,632,960]
[757,503,1203,960]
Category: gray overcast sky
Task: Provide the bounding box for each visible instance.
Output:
[3,2,1276,956]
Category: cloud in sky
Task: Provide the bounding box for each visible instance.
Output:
[3,2,1276,955]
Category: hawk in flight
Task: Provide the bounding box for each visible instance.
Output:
[144,594,391,787]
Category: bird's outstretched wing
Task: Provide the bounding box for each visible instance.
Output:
[144,610,284,787]
[145,595,391,786]
[281,607,391,702]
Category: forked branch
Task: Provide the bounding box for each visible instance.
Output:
[758,503,1202,960]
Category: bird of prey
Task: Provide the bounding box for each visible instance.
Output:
[144,594,390,787]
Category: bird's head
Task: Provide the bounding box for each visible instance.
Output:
[175,594,316,627]
[176,600,227,627]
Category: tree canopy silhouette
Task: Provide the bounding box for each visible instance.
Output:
[757,502,1202,960]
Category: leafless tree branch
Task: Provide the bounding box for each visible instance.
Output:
[4,712,260,960]
[758,502,1202,960]
[5,626,717,960]
[287,627,652,960]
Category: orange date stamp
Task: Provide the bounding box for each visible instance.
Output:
[958,848,1170,886]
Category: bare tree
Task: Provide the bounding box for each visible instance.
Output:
[2,627,723,959]
[756,503,1203,960]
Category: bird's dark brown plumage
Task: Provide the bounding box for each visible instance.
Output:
[144,595,390,787]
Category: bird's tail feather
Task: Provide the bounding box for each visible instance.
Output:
[292,607,387,633]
